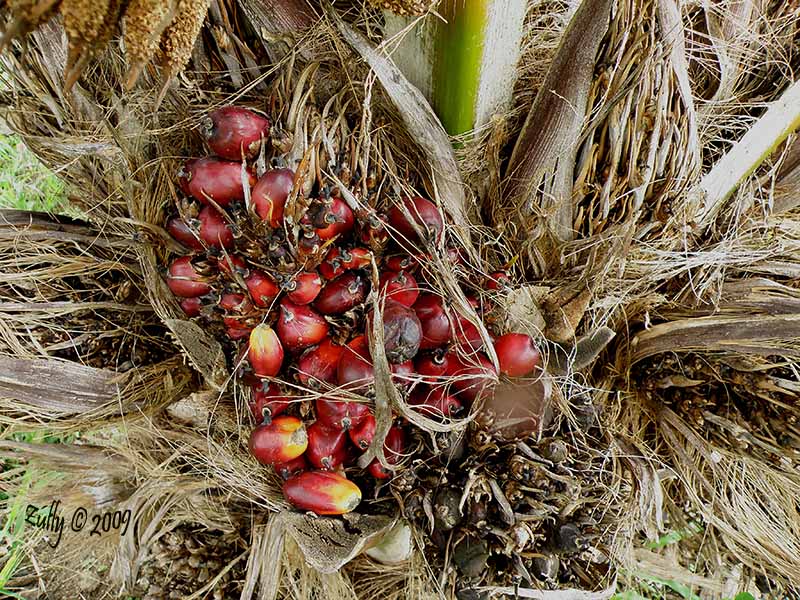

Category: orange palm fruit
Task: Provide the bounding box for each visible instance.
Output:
[249,416,308,466]
[282,470,362,515]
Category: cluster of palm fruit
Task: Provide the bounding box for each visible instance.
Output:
[1,0,208,91]
[163,105,542,516]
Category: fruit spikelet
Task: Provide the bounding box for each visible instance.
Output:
[0,0,62,52]
[60,0,109,85]
[368,0,431,16]
[123,0,176,89]
[156,0,208,101]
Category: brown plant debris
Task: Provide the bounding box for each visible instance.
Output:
[368,0,432,17]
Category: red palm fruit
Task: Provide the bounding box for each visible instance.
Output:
[249,416,308,465]
[167,216,203,251]
[385,254,418,272]
[342,247,372,270]
[203,106,270,161]
[314,272,368,315]
[245,270,279,307]
[368,426,406,479]
[348,414,376,450]
[446,247,465,266]
[226,325,252,340]
[373,300,422,364]
[415,350,453,383]
[358,209,390,246]
[379,270,419,307]
[249,382,291,424]
[166,256,212,298]
[448,352,497,403]
[487,270,511,291]
[319,247,346,280]
[286,271,322,305]
[248,325,284,377]
[198,206,234,248]
[337,336,375,391]
[315,398,370,431]
[409,387,463,419]
[252,168,294,228]
[219,292,253,314]
[387,196,444,245]
[277,300,329,352]
[297,339,344,388]
[180,297,203,317]
[315,197,355,240]
[178,158,254,207]
[453,313,484,351]
[283,470,362,515]
[217,253,248,278]
[494,333,541,377]
[390,360,415,386]
[275,454,308,480]
[413,293,452,349]
[306,422,348,469]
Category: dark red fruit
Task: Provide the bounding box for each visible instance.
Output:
[314,272,368,315]
[253,168,294,228]
[390,360,414,387]
[413,293,451,349]
[316,399,371,431]
[286,271,322,305]
[217,253,248,278]
[319,247,347,280]
[249,382,291,424]
[178,158,254,207]
[180,297,203,317]
[245,270,279,307]
[219,292,253,315]
[487,271,511,291]
[452,313,484,351]
[248,325,284,377]
[385,255,418,272]
[275,454,308,480]
[494,333,541,377]
[415,350,453,383]
[203,106,270,161]
[283,470,361,515]
[249,416,307,465]
[410,387,463,419]
[348,414,376,450]
[167,216,203,251]
[165,256,212,298]
[314,197,355,240]
[448,352,497,403]
[368,426,406,479]
[277,300,329,352]
[387,196,444,245]
[379,271,419,307]
[374,300,422,364]
[358,210,390,247]
[297,339,344,388]
[226,324,252,340]
[337,336,375,391]
[341,247,372,270]
[198,206,234,248]
[307,422,348,469]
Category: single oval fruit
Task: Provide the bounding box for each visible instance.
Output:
[314,272,368,315]
[385,254,418,272]
[249,382,291,425]
[316,398,370,431]
[253,169,294,228]
[282,470,362,515]
[341,247,372,270]
[452,313,484,352]
[337,336,375,391]
[219,292,253,315]
[375,300,422,364]
[277,300,329,352]
[286,271,322,305]
[413,293,451,349]
[379,270,419,307]
[297,339,344,388]
[245,270,279,308]
[415,350,453,383]
[410,387,463,420]
[387,196,444,245]
[249,416,307,465]
[198,206,234,249]
[368,426,406,480]
[306,422,348,469]
[494,333,541,377]
[167,216,203,251]
[248,325,284,377]
[390,360,415,387]
[314,197,355,240]
[166,256,212,298]
[217,253,248,278]
[178,158,254,206]
[319,247,347,280]
[348,414,376,450]
[180,297,203,317]
[203,106,270,161]
[448,352,497,403]
[275,454,308,480]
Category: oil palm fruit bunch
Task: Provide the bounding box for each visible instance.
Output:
[0,0,210,91]
[163,104,544,519]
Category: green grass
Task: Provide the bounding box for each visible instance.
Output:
[0,134,67,212]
